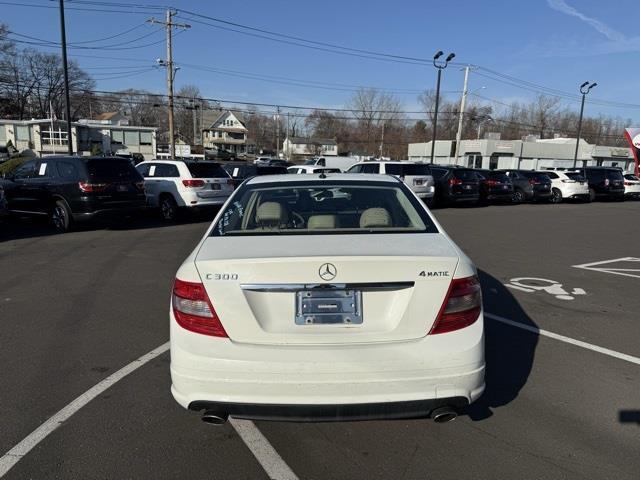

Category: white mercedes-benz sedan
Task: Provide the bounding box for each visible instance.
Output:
[170,174,485,423]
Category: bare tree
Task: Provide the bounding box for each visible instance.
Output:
[529,94,561,139]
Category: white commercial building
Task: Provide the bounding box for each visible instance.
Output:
[408,138,634,171]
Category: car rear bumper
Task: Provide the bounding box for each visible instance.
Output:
[180,191,231,207]
[72,205,148,221]
[170,311,485,416]
[185,396,472,422]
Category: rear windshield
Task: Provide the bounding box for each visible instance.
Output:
[521,171,551,181]
[624,174,639,181]
[488,172,510,181]
[186,162,229,178]
[384,164,431,176]
[212,181,438,236]
[606,170,624,181]
[85,159,141,181]
[257,167,288,175]
[565,172,586,181]
[430,168,447,180]
[452,169,477,181]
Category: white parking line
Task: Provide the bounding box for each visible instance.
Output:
[573,257,640,279]
[485,313,640,366]
[0,341,298,480]
[230,418,299,480]
[0,342,170,477]
[2,313,640,478]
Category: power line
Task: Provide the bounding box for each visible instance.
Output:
[0,79,628,140]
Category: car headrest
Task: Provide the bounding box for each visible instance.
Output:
[307,214,339,229]
[256,202,286,226]
[359,208,391,228]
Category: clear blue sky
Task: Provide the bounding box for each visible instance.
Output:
[2,0,639,122]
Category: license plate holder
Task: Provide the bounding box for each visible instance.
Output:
[295,289,362,325]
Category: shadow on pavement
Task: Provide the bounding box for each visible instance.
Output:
[466,269,539,421]
[0,210,217,241]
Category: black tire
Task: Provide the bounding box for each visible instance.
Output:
[588,188,596,202]
[159,194,179,222]
[551,188,563,204]
[512,189,525,203]
[51,199,72,233]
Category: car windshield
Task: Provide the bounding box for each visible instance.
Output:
[384,164,431,176]
[85,159,140,181]
[186,162,229,178]
[212,181,438,236]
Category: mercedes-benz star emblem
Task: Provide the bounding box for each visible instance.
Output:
[319,263,337,281]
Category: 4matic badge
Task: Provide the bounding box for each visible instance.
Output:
[419,271,450,277]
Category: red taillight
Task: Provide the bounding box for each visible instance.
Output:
[172,278,227,337]
[182,179,206,188]
[78,181,108,192]
[448,177,463,186]
[429,275,482,335]
[528,178,541,185]
[485,179,499,187]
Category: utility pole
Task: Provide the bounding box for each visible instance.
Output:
[286,112,290,159]
[454,66,469,165]
[148,11,190,159]
[379,122,385,159]
[276,106,280,158]
[58,0,73,155]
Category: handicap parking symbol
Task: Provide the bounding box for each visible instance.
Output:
[505,277,586,301]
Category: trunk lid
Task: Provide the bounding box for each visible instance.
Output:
[194,234,460,345]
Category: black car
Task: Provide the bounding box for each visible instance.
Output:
[429,166,480,206]
[583,167,625,201]
[0,181,8,218]
[2,156,146,232]
[496,170,552,203]
[475,169,514,203]
[222,162,289,185]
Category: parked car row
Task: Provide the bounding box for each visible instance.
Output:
[1,156,637,233]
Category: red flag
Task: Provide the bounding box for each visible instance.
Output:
[624,128,640,177]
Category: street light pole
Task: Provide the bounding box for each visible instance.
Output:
[573,81,597,169]
[430,51,455,164]
[58,0,73,155]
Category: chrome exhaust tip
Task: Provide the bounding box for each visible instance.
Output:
[431,406,458,423]
[201,411,229,425]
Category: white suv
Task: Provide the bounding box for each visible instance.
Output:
[287,165,341,174]
[346,161,435,204]
[136,160,234,221]
[542,170,590,203]
[624,173,640,199]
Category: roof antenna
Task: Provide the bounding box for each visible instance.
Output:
[319,172,327,179]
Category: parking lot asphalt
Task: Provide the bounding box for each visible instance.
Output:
[1,202,639,479]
